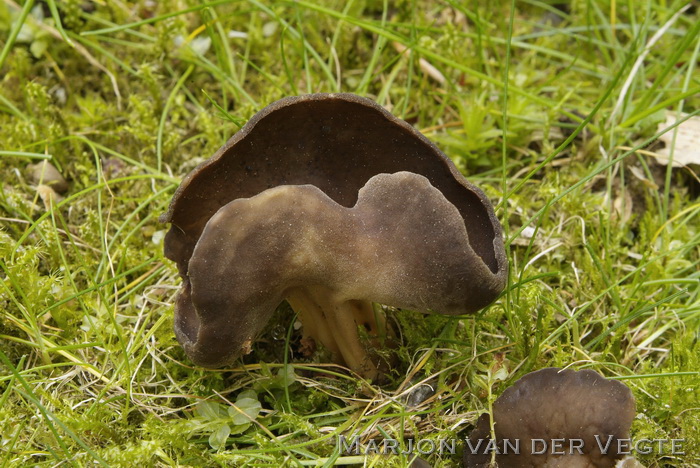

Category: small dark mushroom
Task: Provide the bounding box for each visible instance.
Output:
[162,93,508,379]
[464,368,637,468]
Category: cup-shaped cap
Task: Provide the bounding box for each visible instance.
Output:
[464,368,636,468]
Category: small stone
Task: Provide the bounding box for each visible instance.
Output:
[27,161,68,193]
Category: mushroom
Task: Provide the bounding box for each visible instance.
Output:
[463,367,637,468]
[161,93,508,379]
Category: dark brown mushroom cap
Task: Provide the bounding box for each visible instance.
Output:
[464,368,636,468]
[160,93,506,281]
[178,172,505,367]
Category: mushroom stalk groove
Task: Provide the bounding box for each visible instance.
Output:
[287,288,388,380]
